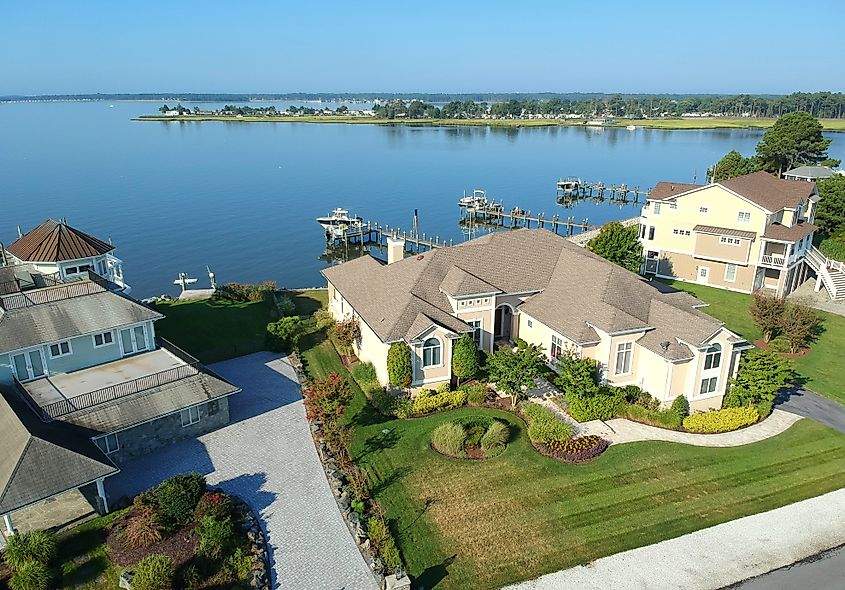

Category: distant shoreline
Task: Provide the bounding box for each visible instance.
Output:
[132,115,845,132]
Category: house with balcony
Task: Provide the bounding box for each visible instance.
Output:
[323,229,747,414]
[638,170,841,297]
[0,268,239,535]
[3,219,129,293]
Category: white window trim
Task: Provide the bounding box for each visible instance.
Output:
[699,207,708,213]
[180,406,201,427]
[724,264,737,283]
[467,319,483,348]
[699,376,718,395]
[654,203,662,214]
[48,340,73,359]
[119,324,149,356]
[550,334,564,360]
[92,331,115,348]
[719,236,741,246]
[421,337,443,369]
[96,433,119,454]
[737,211,751,223]
[614,341,633,376]
[10,348,48,382]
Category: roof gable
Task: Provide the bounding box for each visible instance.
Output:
[719,171,815,212]
[8,219,114,263]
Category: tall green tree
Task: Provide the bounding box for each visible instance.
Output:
[487,343,546,408]
[587,221,644,272]
[387,342,412,389]
[451,333,480,386]
[755,111,833,176]
[727,350,793,406]
[708,150,760,182]
[814,175,845,236]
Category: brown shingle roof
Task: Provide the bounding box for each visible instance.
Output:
[7,219,114,263]
[762,221,818,242]
[649,182,704,201]
[324,229,728,359]
[439,266,501,297]
[720,171,815,212]
[693,225,757,240]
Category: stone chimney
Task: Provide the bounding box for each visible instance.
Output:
[386,237,406,265]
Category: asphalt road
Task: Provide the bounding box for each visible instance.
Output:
[776,387,845,435]
[727,545,845,590]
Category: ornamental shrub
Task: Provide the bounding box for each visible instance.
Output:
[155,472,206,527]
[366,516,402,570]
[567,391,627,422]
[431,422,466,457]
[123,507,164,549]
[274,292,296,317]
[683,407,759,433]
[194,491,233,523]
[351,362,378,384]
[266,316,305,352]
[480,421,509,457]
[554,353,599,398]
[393,397,413,419]
[370,388,397,415]
[131,554,174,590]
[451,333,481,385]
[302,373,353,424]
[9,560,50,590]
[197,515,236,559]
[460,382,489,406]
[670,395,690,418]
[756,399,775,419]
[522,403,573,444]
[411,388,468,415]
[622,386,660,411]
[542,435,609,463]
[314,308,336,331]
[625,404,683,430]
[2,530,56,571]
[387,343,412,388]
[215,281,276,303]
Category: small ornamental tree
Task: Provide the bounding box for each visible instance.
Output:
[727,349,793,406]
[387,342,412,389]
[750,290,786,343]
[554,351,599,398]
[266,316,305,352]
[451,333,480,386]
[333,318,361,355]
[302,372,353,424]
[587,221,644,273]
[781,301,821,353]
[487,343,546,408]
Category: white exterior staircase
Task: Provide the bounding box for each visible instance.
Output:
[805,246,845,300]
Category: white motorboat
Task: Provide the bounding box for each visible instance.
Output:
[316,208,363,231]
[459,189,488,208]
[626,125,637,130]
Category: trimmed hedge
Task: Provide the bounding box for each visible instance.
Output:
[567,392,626,422]
[683,407,760,433]
[540,435,609,463]
[522,403,573,444]
[412,388,468,415]
[625,404,683,430]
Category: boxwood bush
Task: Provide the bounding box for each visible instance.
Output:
[459,382,489,406]
[683,407,759,433]
[411,388,468,415]
[625,404,683,430]
[566,391,627,422]
[155,472,206,527]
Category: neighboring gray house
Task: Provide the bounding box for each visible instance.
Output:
[0,261,239,534]
[783,165,836,182]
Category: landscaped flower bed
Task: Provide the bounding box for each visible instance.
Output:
[536,435,610,464]
[430,416,510,459]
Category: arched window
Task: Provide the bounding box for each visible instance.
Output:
[704,343,721,370]
[422,337,441,367]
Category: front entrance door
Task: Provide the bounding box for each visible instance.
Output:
[697,266,710,284]
[12,349,46,381]
[494,305,512,340]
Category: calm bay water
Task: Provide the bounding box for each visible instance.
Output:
[1,102,842,297]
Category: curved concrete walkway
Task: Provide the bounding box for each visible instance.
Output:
[108,352,378,590]
[532,398,803,447]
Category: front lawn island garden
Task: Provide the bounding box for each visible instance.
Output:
[294,303,845,589]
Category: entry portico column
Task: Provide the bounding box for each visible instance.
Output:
[3,513,14,536]
[96,478,109,514]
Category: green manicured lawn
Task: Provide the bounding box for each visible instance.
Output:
[55,510,127,589]
[350,409,845,590]
[154,297,274,364]
[661,279,845,406]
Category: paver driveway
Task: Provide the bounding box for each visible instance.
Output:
[107,352,378,590]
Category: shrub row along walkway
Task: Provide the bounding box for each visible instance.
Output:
[108,352,379,590]
[503,486,845,590]
[528,387,803,447]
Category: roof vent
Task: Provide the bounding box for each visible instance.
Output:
[660,340,671,352]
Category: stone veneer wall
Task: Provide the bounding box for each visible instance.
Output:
[106,397,231,464]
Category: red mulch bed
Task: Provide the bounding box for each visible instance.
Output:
[106,521,199,569]
[753,339,809,358]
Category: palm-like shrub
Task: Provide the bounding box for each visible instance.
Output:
[9,560,50,590]
[431,422,466,457]
[480,421,509,457]
[132,554,174,590]
[3,530,56,571]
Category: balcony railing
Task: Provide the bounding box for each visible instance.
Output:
[0,271,114,311]
[760,255,786,267]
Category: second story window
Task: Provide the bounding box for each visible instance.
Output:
[422,338,441,367]
[648,226,655,240]
[704,343,722,370]
[93,331,114,347]
[95,433,119,454]
[614,342,633,375]
[672,229,691,236]
[737,211,751,223]
[49,341,72,359]
[653,203,662,214]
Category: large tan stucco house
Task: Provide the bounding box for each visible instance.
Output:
[322,229,749,410]
[639,170,833,298]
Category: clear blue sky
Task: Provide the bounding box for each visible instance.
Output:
[2,0,843,95]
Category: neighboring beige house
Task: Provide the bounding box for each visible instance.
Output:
[639,171,832,297]
[323,229,748,410]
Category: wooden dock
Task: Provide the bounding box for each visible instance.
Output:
[557,180,651,204]
[325,220,450,253]
[459,202,589,235]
